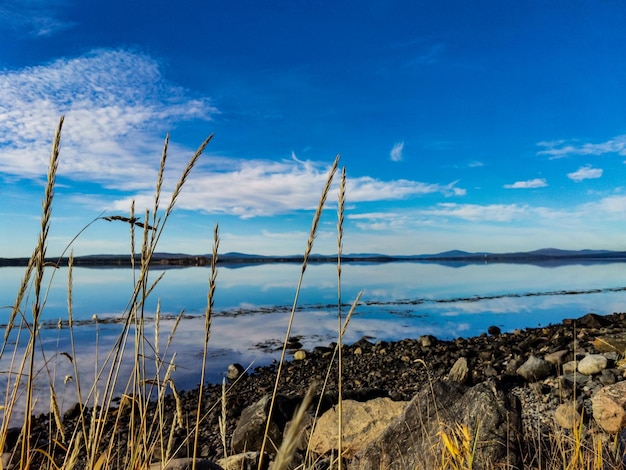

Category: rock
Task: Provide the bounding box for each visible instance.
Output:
[577,354,608,375]
[349,380,521,470]
[293,350,306,361]
[599,369,617,386]
[593,334,626,354]
[148,458,223,470]
[554,403,581,429]
[591,381,626,433]
[418,335,437,348]
[572,312,612,329]
[286,337,303,349]
[2,454,13,470]
[562,360,578,374]
[487,325,501,336]
[218,452,265,470]
[227,363,247,382]
[448,357,470,384]
[231,395,296,454]
[310,397,408,459]
[516,355,552,382]
[544,350,569,365]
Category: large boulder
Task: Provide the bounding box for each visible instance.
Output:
[309,397,408,459]
[591,381,626,433]
[231,395,297,454]
[349,380,521,470]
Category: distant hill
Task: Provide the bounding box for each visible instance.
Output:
[2,248,626,267]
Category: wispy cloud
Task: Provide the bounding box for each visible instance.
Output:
[0,49,218,184]
[537,135,626,159]
[390,141,404,161]
[468,161,484,168]
[0,0,75,37]
[567,165,603,182]
[503,178,547,189]
[407,43,445,66]
[421,203,531,222]
[110,159,467,218]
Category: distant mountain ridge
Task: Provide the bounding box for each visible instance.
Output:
[2,248,626,267]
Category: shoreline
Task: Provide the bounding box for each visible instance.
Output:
[7,310,626,468]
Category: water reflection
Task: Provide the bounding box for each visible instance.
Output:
[2,261,626,421]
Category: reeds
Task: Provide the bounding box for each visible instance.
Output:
[0,119,215,469]
[2,120,623,470]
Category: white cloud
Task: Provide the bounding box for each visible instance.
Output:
[390,141,404,161]
[468,161,484,168]
[503,178,547,189]
[580,195,626,214]
[537,135,626,159]
[567,165,603,182]
[109,159,467,218]
[0,49,468,221]
[0,49,218,183]
[421,203,530,222]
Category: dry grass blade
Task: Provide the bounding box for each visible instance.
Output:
[302,155,340,270]
[259,155,339,467]
[336,165,346,470]
[272,383,316,470]
[192,223,219,470]
[21,115,64,466]
[102,215,155,230]
[164,134,214,221]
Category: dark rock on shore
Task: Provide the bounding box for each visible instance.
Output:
[5,311,626,469]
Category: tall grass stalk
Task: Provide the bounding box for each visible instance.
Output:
[336,166,346,469]
[303,291,361,467]
[258,154,339,465]
[192,224,219,470]
[81,134,212,468]
[21,116,63,465]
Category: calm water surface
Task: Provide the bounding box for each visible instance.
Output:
[2,260,626,418]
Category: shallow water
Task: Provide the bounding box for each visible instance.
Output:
[1,260,626,419]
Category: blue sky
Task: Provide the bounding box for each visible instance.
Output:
[1,1,626,257]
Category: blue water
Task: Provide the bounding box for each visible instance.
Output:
[1,260,626,418]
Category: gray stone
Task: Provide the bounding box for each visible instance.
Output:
[544,349,569,365]
[577,354,608,375]
[227,363,247,382]
[600,369,617,386]
[448,357,470,384]
[516,355,552,382]
[418,335,437,348]
[349,380,521,470]
[231,395,296,454]
[562,360,578,374]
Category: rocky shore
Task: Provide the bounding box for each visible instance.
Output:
[5,311,626,469]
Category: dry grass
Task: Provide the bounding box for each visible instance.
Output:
[1,119,624,470]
